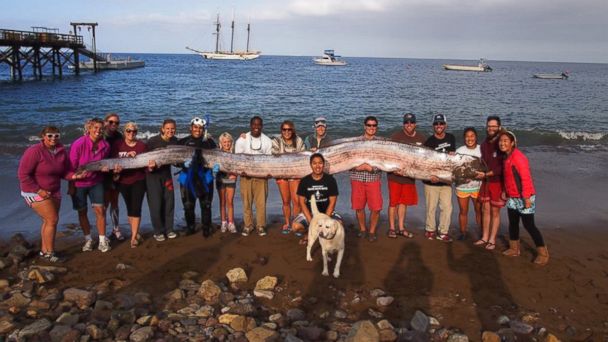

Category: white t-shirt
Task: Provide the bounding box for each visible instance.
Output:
[456,145,482,192]
[234,132,273,155]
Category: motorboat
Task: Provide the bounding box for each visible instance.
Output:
[77,54,144,70]
[314,50,347,66]
[443,58,492,72]
[533,72,569,80]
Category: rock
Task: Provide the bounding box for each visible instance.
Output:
[228,302,256,315]
[18,318,52,338]
[377,320,394,330]
[254,289,274,300]
[195,305,215,317]
[0,257,12,270]
[379,329,398,341]
[268,313,283,322]
[9,243,31,262]
[286,308,306,321]
[61,328,82,342]
[429,316,440,326]
[509,320,534,335]
[226,268,248,283]
[230,315,257,332]
[410,310,430,332]
[198,280,222,303]
[129,326,154,342]
[56,312,80,326]
[497,315,510,325]
[368,308,383,319]
[285,334,305,342]
[115,325,133,340]
[0,320,16,334]
[49,325,73,342]
[297,326,325,341]
[63,288,96,309]
[4,292,31,308]
[27,268,54,283]
[182,270,199,279]
[370,288,386,297]
[255,276,278,291]
[179,279,200,292]
[334,310,348,319]
[116,263,132,270]
[245,327,279,342]
[86,324,104,339]
[544,333,561,342]
[165,288,184,301]
[346,320,380,342]
[447,333,469,342]
[136,315,152,325]
[376,296,394,307]
[326,330,339,341]
[219,313,240,324]
[114,293,136,310]
[0,279,9,289]
[482,331,501,342]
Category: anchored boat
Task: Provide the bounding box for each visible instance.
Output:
[314,50,347,66]
[443,58,492,72]
[533,72,569,80]
[77,54,144,70]
[187,13,260,61]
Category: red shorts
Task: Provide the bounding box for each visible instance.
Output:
[479,180,506,207]
[388,180,418,207]
[351,180,383,211]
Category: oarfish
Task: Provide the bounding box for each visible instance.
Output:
[81,140,484,184]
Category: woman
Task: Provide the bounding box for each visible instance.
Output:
[272,120,306,234]
[103,113,125,241]
[498,131,548,265]
[18,126,83,261]
[217,132,238,233]
[147,119,178,241]
[69,118,112,253]
[455,127,482,242]
[111,122,148,248]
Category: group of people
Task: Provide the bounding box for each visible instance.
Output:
[17,111,548,266]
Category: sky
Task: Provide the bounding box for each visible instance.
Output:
[2,0,607,63]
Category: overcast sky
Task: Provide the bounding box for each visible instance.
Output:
[3,0,607,63]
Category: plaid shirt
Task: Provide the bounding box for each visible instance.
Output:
[349,135,382,182]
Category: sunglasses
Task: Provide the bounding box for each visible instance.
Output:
[404,121,416,124]
[433,122,446,126]
[281,128,293,132]
[45,133,60,139]
[365,124,378,127]
[125,129,138,134]
[107,120,120,125]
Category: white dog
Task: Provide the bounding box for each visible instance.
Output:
[306,195,345,278]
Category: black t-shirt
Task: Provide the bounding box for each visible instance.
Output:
[297,173,339,214]
[423,133,456,186]
[146,134,178,177]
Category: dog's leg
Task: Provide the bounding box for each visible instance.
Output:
[333,249,345,278]
[321,250,329,276]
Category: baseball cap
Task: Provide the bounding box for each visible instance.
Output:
[403,113,416,123]
[432,113,447,124]
[314,117,327,128]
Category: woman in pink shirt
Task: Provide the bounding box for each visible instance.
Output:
[18,126,84,262]
[498,131,548,265]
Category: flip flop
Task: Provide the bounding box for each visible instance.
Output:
[485,242,496,250]
[474,239,488,246]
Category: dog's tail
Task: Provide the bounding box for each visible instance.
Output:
[310,194,320,216]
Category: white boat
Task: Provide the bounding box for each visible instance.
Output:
[77,54,144,70]
[443,59,492,72]
[314,50,347,66]
[187,14,260,61]
[533,72,569,80]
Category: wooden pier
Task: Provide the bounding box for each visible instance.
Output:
[0,23,103,80]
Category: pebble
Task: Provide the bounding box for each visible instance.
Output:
[376,296,394,307]
[255,276,278,291]
[129,326,154,342]
[18,318,52,338]
[410,310,430,332]
[226,268,248,283]
[346,320,380,341]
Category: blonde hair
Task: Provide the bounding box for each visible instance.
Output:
[84,117,104,135]
[124,122,138,131]
[218,132,234,152]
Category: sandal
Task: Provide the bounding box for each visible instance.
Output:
[357,230,368,238]
[368,233,378,242]
[388,230,397,238]
[485,242,496,250]
[281,224,291,235]
[474,239,488,246]
[398,230,414,238]
[130,239,139,248]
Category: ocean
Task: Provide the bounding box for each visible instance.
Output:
[1,54,607,238]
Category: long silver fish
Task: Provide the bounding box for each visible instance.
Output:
[82,140,484,184]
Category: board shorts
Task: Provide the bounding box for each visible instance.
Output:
[388,181,418,206]
[479,180,505,207]
[456,189,480,199]
[351,180,383,211]
[507,195,536,215]
[21,191,61,208]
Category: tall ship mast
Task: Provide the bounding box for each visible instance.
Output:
[186,13,260,61]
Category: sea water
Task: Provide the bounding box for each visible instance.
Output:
[1,55,607,237]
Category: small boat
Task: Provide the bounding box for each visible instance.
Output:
[77,54,144,70]
[314,50,347,66]
[187,14,260,61]
[533,72,569,80]
[443,58,492,72]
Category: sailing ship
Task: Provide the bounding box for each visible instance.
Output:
[186,14,260,60]
[443,58,492,72]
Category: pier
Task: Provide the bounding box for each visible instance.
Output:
[0,23,104,80]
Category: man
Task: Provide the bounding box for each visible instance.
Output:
[350,116,383,242]
[178,117,217,237]
[292,153,341,237]
[304,117,332,151]
[234,116,273,236]
[474,116,505,250]
[423,113,456,242]
[387,113,426,238]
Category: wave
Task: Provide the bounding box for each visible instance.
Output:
[556,130,606,141]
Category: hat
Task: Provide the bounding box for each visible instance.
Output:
[190,117,206,127]
[314,117,327,128]
[432,113,447,124]
[403,113,416,123]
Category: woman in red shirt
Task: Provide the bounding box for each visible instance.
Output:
[111,122,149,248]
[498,131,548,265]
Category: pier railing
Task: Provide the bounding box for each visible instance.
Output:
[0,29,83,46]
